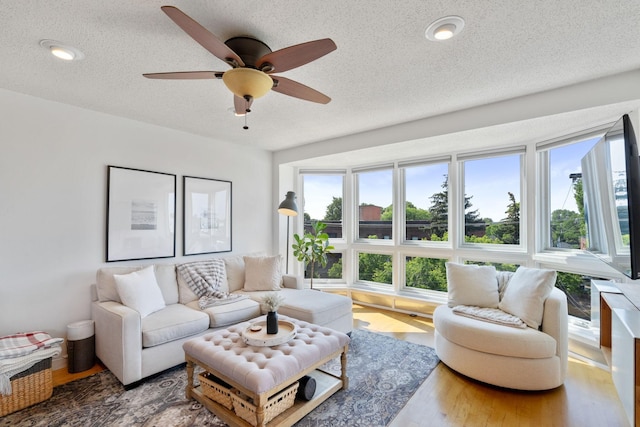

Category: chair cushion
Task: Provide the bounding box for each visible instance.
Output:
[499,266,556,329]
[446,262,499,308]
[141,304,209,348]
[434,305,556,359]
[186,298,262,328]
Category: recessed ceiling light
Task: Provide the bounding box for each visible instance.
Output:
[39,39,85,61]
[425,16,465,41]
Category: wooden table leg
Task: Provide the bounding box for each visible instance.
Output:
[186,357,194,399]
[256,393,266,427]
[341,344,349,389]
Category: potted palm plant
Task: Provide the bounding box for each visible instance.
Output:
[291,221,335,289]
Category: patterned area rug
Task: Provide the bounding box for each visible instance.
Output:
[1,329,439,427]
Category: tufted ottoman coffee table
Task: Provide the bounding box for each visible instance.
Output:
[183,315,350,427]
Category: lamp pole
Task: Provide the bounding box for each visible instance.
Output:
[278,192,298,274]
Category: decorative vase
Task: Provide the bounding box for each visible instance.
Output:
[266,311,278,334]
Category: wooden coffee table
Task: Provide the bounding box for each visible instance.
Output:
[183,316,349,427]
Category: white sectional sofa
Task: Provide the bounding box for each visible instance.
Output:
[91,254,353,387]
[433,264,568,391]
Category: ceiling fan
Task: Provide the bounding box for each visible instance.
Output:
[143,6,336,128]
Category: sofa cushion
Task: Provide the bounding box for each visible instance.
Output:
[224,255,247,293]
[499,266,556,329]
[177,273,199,304]
[446,262,499,308]
[243,255,283,291]
[153,264,180,305]
[235,289,352,326]
[141,304,209,348]
[186,298,261,328]
[97,266,141,303]
[96,264,179,304]
[114,266,166,318]
[434,305,557,359]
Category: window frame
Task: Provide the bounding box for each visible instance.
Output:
[457,148,526,251]
[399,157,452,247]
[535,125,610,252]
[293,128,631,328]
[353,164,395,244]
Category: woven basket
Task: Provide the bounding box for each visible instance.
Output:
[198,372,234,410]
[231,381,299,426]
[0,358,53,416]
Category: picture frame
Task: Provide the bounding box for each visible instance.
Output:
[106,166,176,262]
[183,176,232,255]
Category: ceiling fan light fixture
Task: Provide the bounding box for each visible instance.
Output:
[425,16,465,41]
[222,68,273,99]
[39,39,84,61]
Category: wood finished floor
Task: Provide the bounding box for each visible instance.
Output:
[352,304,628,427]
[53,304,629,427]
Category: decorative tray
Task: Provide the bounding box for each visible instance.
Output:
[242,320,296,347]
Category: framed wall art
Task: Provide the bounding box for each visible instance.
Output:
[183,176,232,255]
[106,166,176,262]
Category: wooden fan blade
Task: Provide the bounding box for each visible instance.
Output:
[234,95,253,114]
[257,38,336,73]
[271,76,331,104]
[143,71,223,80]
[161,6,244,67]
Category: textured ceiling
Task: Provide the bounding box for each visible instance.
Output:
[2,1,640,152]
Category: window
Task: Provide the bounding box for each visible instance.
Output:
[547,138,598,249]
[462,153,522,245]
[294,125,622,328]
[304,252,343,280]
[302,173,343,238]
[403,162,449,241]
[555,271,607,322]
[356,168,392,240]
[464,260,519,272]
[405,256,447,291]
[358,252,392,284]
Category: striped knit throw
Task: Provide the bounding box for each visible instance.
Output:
[177,259,247,309]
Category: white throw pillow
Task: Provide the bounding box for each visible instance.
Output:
[243,255,282,292]
[498,266,556,329]
[445,262,499,308]
[114,265,166,318]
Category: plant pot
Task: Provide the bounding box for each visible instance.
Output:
[266,311,278,334]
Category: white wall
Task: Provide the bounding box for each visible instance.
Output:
[0,89,273,361]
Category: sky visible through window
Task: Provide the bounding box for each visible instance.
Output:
[303,175,343,220]
[405,163,447,214]
[303,141,599,223]
[358,170,392,212]
[465,155,520,221]
[549,138,598,214]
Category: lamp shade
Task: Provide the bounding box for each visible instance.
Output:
[222,68,273,99]
[278,191,299,216]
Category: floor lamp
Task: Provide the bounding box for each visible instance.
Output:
[278,191,298,274]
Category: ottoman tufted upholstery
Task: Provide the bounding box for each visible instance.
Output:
[183,315,350,394]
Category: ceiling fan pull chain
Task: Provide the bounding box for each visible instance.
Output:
[243,95,251,130]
